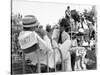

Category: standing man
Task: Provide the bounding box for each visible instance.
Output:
[65,6,71,20]
[52,23,72,71]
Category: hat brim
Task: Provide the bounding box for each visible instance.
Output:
[22,22,39,28]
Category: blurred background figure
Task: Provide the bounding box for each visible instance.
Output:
[65,6,71,20]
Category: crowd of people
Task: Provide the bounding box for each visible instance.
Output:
[11,6,97,74]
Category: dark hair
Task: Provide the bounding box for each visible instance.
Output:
[59,18,71,32]
[67,6,70,9]
[46,25,51,32]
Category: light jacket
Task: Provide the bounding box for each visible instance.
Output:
[52,28,71,60]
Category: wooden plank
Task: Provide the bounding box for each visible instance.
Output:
[37,49,41,73]
[54,49,56,72]
[22,50,25,74]
[47,52,49,72]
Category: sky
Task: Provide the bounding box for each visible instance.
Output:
[12,0,93,28]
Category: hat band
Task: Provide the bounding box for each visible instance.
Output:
[23,21,37,25]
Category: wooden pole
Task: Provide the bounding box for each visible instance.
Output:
[70,18,72,41]
[54,49,56,72]
[22,50,25,74]
[37,48,41,73]
[47,52,49,72]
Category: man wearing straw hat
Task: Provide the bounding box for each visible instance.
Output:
[18,15,53,72]
[18,15,66,72]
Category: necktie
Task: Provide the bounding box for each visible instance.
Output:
[58,31,62,44]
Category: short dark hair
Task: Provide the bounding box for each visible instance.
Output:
[67,6,70,9]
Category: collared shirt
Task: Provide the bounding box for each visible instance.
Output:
[52,28,71,60]
[52,28,70,44]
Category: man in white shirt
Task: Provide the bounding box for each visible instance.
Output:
[18,15,56,72]
[52,24,72,71]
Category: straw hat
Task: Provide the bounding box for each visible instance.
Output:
[22,15,39,28]
[18,15,39,49]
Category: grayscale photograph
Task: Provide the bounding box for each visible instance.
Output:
[11,0,97,74]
